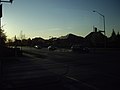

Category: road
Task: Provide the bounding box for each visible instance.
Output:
[22,47,120,90]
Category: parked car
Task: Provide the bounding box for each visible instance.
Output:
[48,45,57,51]
[71,45,89,53]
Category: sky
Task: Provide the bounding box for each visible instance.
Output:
[1,0,120,39]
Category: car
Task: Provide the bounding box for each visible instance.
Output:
[71,45,89,53]
[34,45,42,49]
[48,45,57,51]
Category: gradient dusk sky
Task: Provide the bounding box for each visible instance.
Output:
[2,0,120,39]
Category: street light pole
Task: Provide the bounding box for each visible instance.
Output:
[93,10,106,48]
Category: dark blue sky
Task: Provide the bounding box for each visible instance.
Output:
[2,0,120,39]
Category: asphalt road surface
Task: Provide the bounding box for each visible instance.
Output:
[1,47,120,90]
[22,47,120,90]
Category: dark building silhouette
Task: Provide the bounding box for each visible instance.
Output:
[85,27,107,47]
[31,37,46,47]
[53,33,85,48]
[9,28,120,48]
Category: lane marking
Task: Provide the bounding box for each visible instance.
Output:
[66,76,99,90]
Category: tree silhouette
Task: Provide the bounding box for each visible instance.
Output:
[0,28,6,47]
[111,29,116,39]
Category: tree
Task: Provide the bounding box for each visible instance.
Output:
[111,29,116,37]
[0,28,7,46]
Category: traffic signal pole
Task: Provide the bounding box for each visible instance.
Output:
[0,3,2,45]
[0,0,13,89]
[0,0,13,45]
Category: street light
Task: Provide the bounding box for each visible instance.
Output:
[93,10,106,35]
[93,10,106,48]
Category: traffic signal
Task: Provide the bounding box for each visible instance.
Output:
[0,4,2,18]
[10,0,13,3]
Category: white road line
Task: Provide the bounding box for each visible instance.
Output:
[66,76,99,90]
